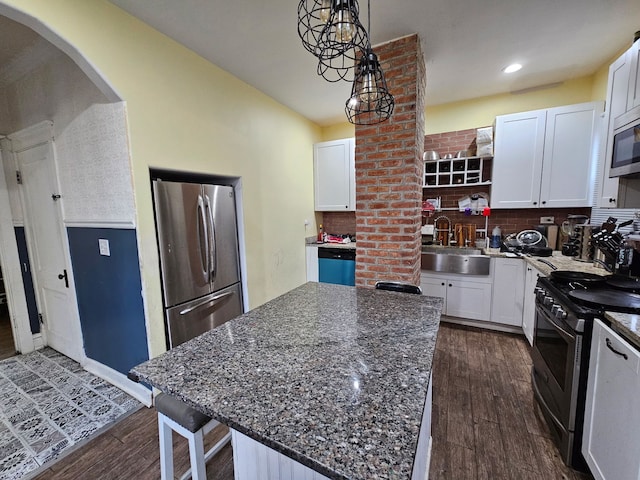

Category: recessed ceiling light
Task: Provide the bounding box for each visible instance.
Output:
[503,63,523,74]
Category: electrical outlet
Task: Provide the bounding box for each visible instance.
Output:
[98,238,110,256]
[540,216,555,225]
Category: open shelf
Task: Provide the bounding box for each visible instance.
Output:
[423,156,492,188]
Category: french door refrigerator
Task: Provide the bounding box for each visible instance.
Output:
[152,180,243,348]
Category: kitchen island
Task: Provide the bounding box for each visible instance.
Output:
[130,282,443,479]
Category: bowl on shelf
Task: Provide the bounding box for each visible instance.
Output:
[424,150,439,161]
[442,153,454,159]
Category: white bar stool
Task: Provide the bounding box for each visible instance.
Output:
[156,393,232,480]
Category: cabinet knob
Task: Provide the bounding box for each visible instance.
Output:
[345,205,348,209]
[448,283,452,287]
[441,282,445,286]
[533,201,537,205]
[610,198,616,203]
[541,200,546,205]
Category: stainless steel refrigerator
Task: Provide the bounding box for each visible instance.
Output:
[152,180,243,348]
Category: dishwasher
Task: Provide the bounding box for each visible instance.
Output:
[318,247,356,286]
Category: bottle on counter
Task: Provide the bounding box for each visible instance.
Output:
[490,225,501,248]
[317,224,324,243]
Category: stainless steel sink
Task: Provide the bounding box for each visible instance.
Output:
[421,246,483,255]
[421,247,490,275]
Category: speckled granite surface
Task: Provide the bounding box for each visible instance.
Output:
[131,282,442,480]
[522,252,611,277]
[604,312,640,350]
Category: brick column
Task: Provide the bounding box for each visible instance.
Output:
[355,34,426,288]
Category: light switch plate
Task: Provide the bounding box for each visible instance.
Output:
[540,216,555,224]
[98,238,110,256]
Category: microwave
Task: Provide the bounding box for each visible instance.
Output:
[610,105,640,177]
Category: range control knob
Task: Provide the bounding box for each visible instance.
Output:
[543,296,554,307]
[551,304,567,320]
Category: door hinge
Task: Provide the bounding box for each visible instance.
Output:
[38,313,44,324]
[16,170,22,184]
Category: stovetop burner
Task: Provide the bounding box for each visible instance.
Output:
[540,275,640,315]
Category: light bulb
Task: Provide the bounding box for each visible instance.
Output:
[334,9,355,43]
[359,72,380,102]
[319,0,331,23]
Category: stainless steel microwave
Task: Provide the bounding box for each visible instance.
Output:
[610,105,640,177]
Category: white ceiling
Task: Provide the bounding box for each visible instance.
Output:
[1,2,639,126]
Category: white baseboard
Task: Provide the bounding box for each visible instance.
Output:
[32,333,44,350]
[83,358,152,406]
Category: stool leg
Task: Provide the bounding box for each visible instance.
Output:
[187,429,206,480]
[158,413,174,480]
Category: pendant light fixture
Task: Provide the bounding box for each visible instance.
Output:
[297,0,333,57]
[345,1,394,124]
[315,0,368,82]
[298,0,368,82]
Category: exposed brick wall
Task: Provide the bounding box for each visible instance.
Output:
[355,35,426,288]
[422,128,591,249]
[424,127,481,157]
[322,212,357,234]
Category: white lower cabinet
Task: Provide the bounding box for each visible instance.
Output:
[522,264,543,345]
[491,258,525,327]
[421,273,492,321]
[582,319,640,480]
[305,246,319,282]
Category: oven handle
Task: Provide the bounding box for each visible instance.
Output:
[531,368,566,432]
[536,305,576,343]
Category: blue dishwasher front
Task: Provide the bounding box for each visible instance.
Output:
[318,247,356,286]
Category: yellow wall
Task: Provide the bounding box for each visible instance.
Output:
[1,0,322,357]
[425,76,598,134]
[322,73,609,138]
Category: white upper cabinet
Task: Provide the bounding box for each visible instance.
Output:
[313,138,355,211]
[627,39,640,111]
[597,52,630,207]
[491,110,546,209]
[491,102,603,209]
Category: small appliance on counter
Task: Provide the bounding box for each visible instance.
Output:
[500,229,552,256]
[560,214,589,256]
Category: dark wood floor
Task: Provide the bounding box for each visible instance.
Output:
[0,306,17,361]
[32,323,593,479]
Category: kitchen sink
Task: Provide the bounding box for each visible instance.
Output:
[421,246,490,275]
[421,246,483,255]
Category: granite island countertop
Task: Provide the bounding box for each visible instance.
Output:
[131,282,443,480]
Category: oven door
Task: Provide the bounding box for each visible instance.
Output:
[531,302,582,432]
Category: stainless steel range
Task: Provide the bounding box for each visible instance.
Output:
[531,271,640,471]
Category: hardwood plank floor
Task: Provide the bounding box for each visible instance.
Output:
[31,323,593,479]
[0,306,17,360]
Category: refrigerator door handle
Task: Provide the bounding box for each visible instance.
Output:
[204,194,217,281]
[197,194,210,282]
[178,290,235,316]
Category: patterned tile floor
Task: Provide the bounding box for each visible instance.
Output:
[0,348,141,479]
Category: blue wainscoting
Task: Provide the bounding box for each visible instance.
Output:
[14,227,40,334]
[67,228,149,376]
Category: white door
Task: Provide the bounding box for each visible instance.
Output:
[14,133,84,363]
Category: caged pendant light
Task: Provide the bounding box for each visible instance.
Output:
[345,1,394,124]
[298,0,369,82]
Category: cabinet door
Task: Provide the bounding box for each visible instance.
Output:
[491,110,546,209]
[491,258,525,327]
[540,102,603,208]
[313,138,355,211]
[628,40,640,111]
[446,279,492,321]
[420,275,447,311]
[522,265,542,345]
[598,53,630,207]
[582,319,640,480]
[305,246,318,282]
